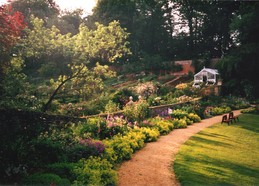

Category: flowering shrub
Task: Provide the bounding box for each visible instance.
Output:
[148,117,174,134]
[139,120,154,127]
[177,95,193,103]
[172,118,187,129]
[103,131,146,164]
[135,127,160,142]
[78,138,105,155]
[187,113,201,122]
[175,83,188,90]
[124,100,149,122]
[71,118,107,139]
[132,81,158,98]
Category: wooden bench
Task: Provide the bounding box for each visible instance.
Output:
[229,112,239,122]
[221,115,232,125]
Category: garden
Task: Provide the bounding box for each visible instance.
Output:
[1,1,259,185]
[1,93,254,185]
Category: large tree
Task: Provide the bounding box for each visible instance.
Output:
[88,0,173,58]
[217,2,259,98]
[21,16,131,111]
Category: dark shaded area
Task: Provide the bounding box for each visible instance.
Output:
[0,108,84,183]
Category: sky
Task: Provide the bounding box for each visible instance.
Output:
[0,0,97,15]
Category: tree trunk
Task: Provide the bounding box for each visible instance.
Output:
[42,78,71,112]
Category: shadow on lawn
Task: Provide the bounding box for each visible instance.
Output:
[189,135,232,148]
[198,131,229,139]
[175,154,259,186]
[237,114,259,133]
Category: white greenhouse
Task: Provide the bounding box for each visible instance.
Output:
[193,67,219,88]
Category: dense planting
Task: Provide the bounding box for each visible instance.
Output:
[1,92,253,185]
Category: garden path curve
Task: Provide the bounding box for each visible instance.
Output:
[118,110,241,186]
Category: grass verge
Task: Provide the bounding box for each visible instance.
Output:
[174,114,259,186]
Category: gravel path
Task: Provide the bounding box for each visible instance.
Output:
[118,110,241,186]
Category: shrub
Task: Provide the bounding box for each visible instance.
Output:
[211,106,231,115]
[124,100,149,123]
[22,173,70,186]
[105,100,120,113]
[46,163,77,182]
[171,109,188,119]
[184,116,193,125]
[241,107,258,114]
[172,118,187,129]
[175,83,188,90]
[105,115,129,138]
[103,130,146,164]
[132,81,158,98]
[135,127,160,142]
[148,117,174,135]
[73,157,117,186]
[187,113,201,123]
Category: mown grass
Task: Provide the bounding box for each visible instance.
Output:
[174,114,259,186]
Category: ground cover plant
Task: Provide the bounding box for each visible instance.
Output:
[174,113,259,186]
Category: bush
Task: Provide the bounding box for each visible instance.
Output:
[124,100,150,123]
[105,100,120,113]
[22,173,70,186]
[135,127,160,142]
[73,157,118,186]
[148,117,174,135]
[211,106,231,115]
[172,118,187,129]
[241,107,258,114]
[171,109,188,119]
[46,163,77,182]
[187,113,201,123]
[102,130,147,164]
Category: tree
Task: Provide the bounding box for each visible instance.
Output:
[0,3,26,53]
[0,3,26,97]
[11,0,60,27]
[88,0,173,58]
[22,17,131,111]
[217,2,259,98]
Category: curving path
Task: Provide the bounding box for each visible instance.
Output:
[118,110,241,186]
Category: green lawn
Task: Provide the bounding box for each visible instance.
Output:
[174,114,259,186]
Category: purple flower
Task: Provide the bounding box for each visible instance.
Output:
[79,138,105,154]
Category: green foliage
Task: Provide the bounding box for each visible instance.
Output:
[241,107,258,114]
[187,113,201,123]
[73,157,118,186]
[148,117,174,135]
[0,57,41,110]
[112,88,137,109]
[103,130,146,164]
[105,100,120,113]
[124,100,150,122]
[172,118,187,129]
[211,106,231,116]
[22,173,70,186]
[46,163,77,182]
[135,127,160,142]
[171,109,188,119]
